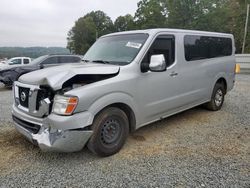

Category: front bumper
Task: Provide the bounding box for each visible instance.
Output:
[0,75,13,86]
[12,105,93,152]
[0,75,8,82]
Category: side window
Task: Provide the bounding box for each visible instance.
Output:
[184,35,232,61]
[10,59,22,65]
[23,59,30,64]
[41,57,58,65]
[141,35,175,71]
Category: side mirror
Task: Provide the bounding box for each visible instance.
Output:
[149,54,167,72]
[40,64,44,69]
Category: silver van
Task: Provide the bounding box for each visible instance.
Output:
[12,29,236,156]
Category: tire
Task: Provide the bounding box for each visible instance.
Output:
[87,107,129,157]
[205,83,225,111]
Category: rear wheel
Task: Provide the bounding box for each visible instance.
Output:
[205,83,225,111]
[87,107,129,157]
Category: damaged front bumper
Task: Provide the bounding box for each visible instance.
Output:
[12,105,93,152]
[0,75,13,86]
[0,75,8,83]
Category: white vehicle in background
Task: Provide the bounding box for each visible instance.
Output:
[0,57,32,70]
[0,58,8,65]
[6,57,31,65]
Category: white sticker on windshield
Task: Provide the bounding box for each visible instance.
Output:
[126,42,142,49]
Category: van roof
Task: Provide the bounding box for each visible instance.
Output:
[103,28,233,38]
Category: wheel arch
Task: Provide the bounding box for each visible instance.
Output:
[88,92,138,132]
[215,77,227,94]
[108,103,136,132]
[212,72,228,93]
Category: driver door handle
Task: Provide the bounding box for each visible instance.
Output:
[170,71,178,77]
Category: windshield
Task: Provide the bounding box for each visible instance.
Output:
[30,55,48,65]
[83,33,148,65]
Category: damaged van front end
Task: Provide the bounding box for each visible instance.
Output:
[12,63,120,152]
[12,103,93,152]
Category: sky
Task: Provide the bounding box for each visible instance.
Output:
[0,0,140,47]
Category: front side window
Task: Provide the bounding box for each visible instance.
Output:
[59,56,81,64]
[141,35,175,72]
[184,35,232,61]
[30,55,48,65]
[84,34,148,65]
[9,59,22,65]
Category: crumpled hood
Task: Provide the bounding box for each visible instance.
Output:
[18,63,120,90]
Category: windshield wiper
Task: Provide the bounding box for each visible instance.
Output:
[92,60,110,64]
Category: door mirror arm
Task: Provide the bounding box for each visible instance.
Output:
[141,63,150,73]
[40,64,44,69]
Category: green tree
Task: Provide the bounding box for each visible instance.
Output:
[134,0,250,52]
[67,17,96,54]
[84,11,114,38]
[230,0,250,52]
[67,11,114,54]
[114,14,135,32]
[67,0,250,54]
[134,0,168,29]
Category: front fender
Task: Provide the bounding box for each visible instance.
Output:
[87,92,138,118]
[88,92,137,115]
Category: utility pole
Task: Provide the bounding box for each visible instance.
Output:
[242,4,250,54]
[96,30,98,40]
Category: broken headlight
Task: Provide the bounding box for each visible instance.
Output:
[52,95,78,115]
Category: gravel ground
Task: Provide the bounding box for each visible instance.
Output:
[0,75,249,188]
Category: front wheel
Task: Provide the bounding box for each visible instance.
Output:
[205,83,225,111]
[87,107,129,157]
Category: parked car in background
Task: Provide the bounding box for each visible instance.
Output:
[12,29,236,156]
[0,58,8,65]
[7,57,32,65]
[0,57,32,70]
[0,57,31,68]
[0,54,81,87]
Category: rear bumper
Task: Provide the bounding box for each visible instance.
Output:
[12,105,93,152]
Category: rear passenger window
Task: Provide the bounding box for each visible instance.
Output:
[23,59,29,64]
[184,35,232,61]
[141,35,175,69]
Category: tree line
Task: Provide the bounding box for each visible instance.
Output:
[0,47,70,59]
[67,0,250,55]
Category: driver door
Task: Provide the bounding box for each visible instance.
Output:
[137,34,183,122]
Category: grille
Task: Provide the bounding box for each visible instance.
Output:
[18,87,30,108]
[36,89,49,110]
[13,115,40,134]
